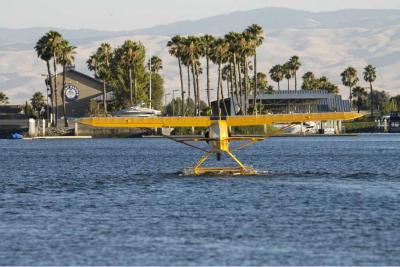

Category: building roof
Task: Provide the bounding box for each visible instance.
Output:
[255,90,333,100]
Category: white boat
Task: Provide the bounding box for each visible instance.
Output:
[113,104,161,117]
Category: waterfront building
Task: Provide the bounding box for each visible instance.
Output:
[49,66,112,118]
[212,90,351,116]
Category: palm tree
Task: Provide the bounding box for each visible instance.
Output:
[97,43,113,113]
[210,38,229,117]
[182,36,202,115]
[341,67,359,110]
[167,35,185,115]
[30,92,46,118]
[302,71,317,90]
[120,40,143,105]
[283,63,292,91]
[269,65,284,90]
[148,56,162,73]
[35,34,54,121]
[58,40,76,127]
[352,86,368,113]
[364,65,377,120]
[87,53,100,78]
[46,31,63,126]
[0,92,9,104]
[199,34,215,107]
[288,56,301,91]
[225,32,242,113]
[245,24,264,113]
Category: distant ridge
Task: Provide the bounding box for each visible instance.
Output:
[128,8,400,35]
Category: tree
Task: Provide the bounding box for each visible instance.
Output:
[368,90,390,116]
[288,56,301,91]
[0,92,9,104]
[384,99,398,114]
[341,66,359,109]
[210,38,229,117]
[391,95,400,111]
[245,24,265,114]
[47,31,64,126]
[58,40,76,127]
[31,92,46,117]
[199,34,215,107]
[319,76,339,94]
[118,40,144,105]
[167,35,185,116]
[34,34,54,121]
[148,56,162,73]
[97,43,113,113]
[302,71,318,90]
[283,63,292,91]
[352,86,368,113]
[364,65,377,120]
[182,36,202,115]
[269,65,284,90]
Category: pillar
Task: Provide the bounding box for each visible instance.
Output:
[28,118,36,137]
[75,122,79,136]
[42,119,46,136]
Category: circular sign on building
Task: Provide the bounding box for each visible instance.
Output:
[65,84,79,102]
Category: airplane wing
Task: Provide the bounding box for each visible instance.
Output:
[79,112,362,128]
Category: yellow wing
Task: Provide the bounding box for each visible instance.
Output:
[79,112,362,128]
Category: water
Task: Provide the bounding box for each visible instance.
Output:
[1,134,400,265]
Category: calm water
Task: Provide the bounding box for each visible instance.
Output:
[1,134,400,265]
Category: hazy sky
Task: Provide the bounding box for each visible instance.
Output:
[2,0,400,30]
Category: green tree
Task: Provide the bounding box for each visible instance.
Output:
[167,35,185,116]
[58,40,76,126]
[352,86,368,113]
[341,66,359,109]
[148,56,163,73]
[118,40,144,105]
[288,55,301,91]
[30,92,46,118]
[302,71,318,90]
[47,31,64,125]
[319,76,339,94]
[269,65,284,90]
[364,65,377,120]
[210,38,229,117]
[34,34,54,120]
[0,92,9,104]
[384,99,398,114]
[368,90,390,116]
[199,34,215,107]
[391,95,400,111]
[97,43,113,113]
[283,62,292,91]
[245,24,265,113]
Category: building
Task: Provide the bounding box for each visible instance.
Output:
[212,90,351,116]
[49,66,111,118]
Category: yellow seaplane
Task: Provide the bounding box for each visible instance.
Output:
[80,112,361,176]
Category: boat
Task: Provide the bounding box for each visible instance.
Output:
[113,104,161,117]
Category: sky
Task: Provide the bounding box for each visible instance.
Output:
[1,0,400,31]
